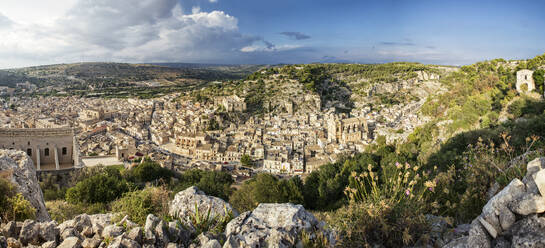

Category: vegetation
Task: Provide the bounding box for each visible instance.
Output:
[111,186,170,225]
[229,174,304,212]
[0,178,36,222]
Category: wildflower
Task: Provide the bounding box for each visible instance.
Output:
[428,187,434,192]
[395,162,402,169]
[405,163,411,169]
[405,189,410,196]
[424,180,436,189]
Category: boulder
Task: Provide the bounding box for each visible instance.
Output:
[6,237,21,248]
[81,237,101,248]
[1,221,19,239]
[41,240,56,248]
[57,236,81,248]
[19,219,40,245]
[169,186,238,228]
[224,203,331,248]
[101,225,123,239]
[0,236,6,248]
[509,215,545,247]
[126,227,142,244]
[0,150,50,221]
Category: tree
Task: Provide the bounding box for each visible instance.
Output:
[66,168,131,204]
[229,174,304,212]
[534,69,545,94]
[126,159,173,184]
[240,154,253,167]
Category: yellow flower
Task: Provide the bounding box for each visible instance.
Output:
[424,180,436,189]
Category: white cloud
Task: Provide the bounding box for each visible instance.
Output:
[0,0,267,68]
[209,0,218,3]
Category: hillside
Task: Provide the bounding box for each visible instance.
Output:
[0,62,264,98]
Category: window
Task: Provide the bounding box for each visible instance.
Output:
[525,75,528,80]
[62,147,67,155]
[27,149,32,156]
[44,148,49,156]
[28,141,30,146]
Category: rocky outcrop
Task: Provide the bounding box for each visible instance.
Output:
[1,186,332,247]
[0,149,49,222]
[223,203,334,248]
[169,186,238,227]
[444,157,545,248]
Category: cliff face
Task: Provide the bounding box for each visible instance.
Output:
[0,149,50,222]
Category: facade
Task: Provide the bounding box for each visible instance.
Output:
[0,128,81,171]
[216,95,247,112]
[327,115,371,144]
[516,69,535,93]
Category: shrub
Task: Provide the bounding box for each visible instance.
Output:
[66,168,131,204]
[336,162,436,247]
[229,174,303,212]
[125,159,173,184]
[0,178,36,222]
[111,187,170,225]
[173,170,234,200]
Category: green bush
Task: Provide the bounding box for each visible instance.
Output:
[111,187,170,225]
[0,179,36,222]
[66,167,131,204]
[45,200,107,223]
[173,170,234,200]
[125,159,173,184]
[229,174,303,212]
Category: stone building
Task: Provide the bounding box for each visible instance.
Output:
[216,95,247,112]
[516,69,535,93]
[0,128,81,171]
[327,115,372,144]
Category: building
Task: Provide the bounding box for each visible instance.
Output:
[516,69,535,93]
[327,115,371,144]
[216,95,247,112]
[0,128,81,171]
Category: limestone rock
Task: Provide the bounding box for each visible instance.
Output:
[509,193,545,216]
[510,215,545,247]
[101,225,123,239]
[169,186,238,228]
[7,237,21,248]
[57,236,81,248]
[41,240,56,248]
[19,219,40,245]
[466,219,490,248]
[0,150,50,221]
[1,221,18,239]
[224,203,331,248]
[81,237,101,248]
[480,178,525,235]
[0,236,6,248]
[126,227,142,244]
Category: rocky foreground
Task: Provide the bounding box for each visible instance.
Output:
[445,157,545,248]
[0,149,334,248]
[0,186,333,248]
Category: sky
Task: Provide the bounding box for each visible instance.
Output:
[0,0,543,68]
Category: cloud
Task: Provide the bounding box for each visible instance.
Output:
[0,0,267,68]
[209,0,218,2]
[0,13,12,29]
[280,31,311,40]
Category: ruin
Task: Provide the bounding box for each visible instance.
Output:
[516,69,535,93]
[0,128,82,171]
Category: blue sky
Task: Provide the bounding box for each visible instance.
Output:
[0,0,543,67]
